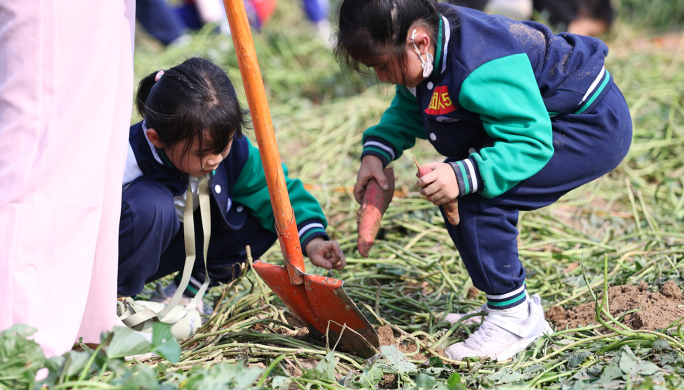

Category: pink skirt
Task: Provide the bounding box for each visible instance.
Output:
[0,0,135,358]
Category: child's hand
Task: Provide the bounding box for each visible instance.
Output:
[306,238,347,270]
[416,162,460,205]
[354,155,389,204]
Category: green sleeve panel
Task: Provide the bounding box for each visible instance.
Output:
[459,53,554,198]
[361,85,426,166]
[232,138,328,235]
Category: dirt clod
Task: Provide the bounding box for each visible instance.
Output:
[545,305,567,322]
[397,341,417,354]
[660,280,681,299]
[547,281,684,331]
[377,325,396,346]
[466,286,480,299]
[379,374,396,388]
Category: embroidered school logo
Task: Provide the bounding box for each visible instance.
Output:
[425,86,456,115]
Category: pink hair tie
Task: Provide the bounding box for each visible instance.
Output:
[155,70,164,82]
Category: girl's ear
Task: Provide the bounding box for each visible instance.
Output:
[146,128,165,148]
[407,26,431,52]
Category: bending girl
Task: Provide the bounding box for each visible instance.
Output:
[334,0,631,360]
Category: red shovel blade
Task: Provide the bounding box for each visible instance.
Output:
[252,260,324,331]
[253,260,379,358]
[304,273,380,358]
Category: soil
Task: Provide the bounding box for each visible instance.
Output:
[280,357,320,377]
[546,281,684,331]
[375,325,446,361]
[283,311,306,328]
[279,312,311,338]
[377,325,396,346]
[379,374,397,388]
[466,287,480,299]
[279,326,309,338]
[398,341,418,354]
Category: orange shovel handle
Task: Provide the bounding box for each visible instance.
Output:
[223,0,305,285]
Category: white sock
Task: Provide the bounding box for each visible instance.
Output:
[489,295,529,319]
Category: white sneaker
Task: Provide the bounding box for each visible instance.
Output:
[444,304,489,326]
[445,294,552,361]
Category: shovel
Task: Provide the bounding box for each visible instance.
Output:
[222,0,380,358]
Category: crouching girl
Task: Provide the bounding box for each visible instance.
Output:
[118,58,345,310]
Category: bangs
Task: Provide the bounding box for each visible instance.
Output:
[334,0,400,74]
[334,29,388,74]
[334,27,411,83]
[174,101,243,159]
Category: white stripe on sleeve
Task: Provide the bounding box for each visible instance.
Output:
[463,158,478,193]
[298,223,325,237]
[364,141,396,160]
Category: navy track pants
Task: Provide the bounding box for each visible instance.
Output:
[443,84,632,309]
[117,180,277,297]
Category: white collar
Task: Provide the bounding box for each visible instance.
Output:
[440,15,450,74]
[142,120,164,165]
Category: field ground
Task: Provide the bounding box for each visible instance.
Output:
[4,1,684,389]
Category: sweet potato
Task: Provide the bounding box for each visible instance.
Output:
[357,167,395,257]
[412,154,460,225]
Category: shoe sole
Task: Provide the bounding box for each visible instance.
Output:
[495,323,553,361]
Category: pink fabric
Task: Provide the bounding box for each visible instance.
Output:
[0,0,135,357]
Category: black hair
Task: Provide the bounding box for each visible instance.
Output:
[135,57,248,161]
[333,0,448,81]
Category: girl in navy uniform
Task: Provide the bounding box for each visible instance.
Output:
[119,58,345,305]
[334,0,631,360]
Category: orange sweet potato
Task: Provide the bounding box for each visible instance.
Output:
[357,167,395,257]
[412,155,460,225]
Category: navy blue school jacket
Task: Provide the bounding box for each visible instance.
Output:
[361,5,615,199]
[122,121,329,254]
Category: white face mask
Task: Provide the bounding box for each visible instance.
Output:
[411,29,433,78]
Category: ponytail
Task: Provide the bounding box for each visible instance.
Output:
[136,71,157,118]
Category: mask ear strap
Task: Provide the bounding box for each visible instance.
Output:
[411,29,425,62]
[411,29,434,78]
